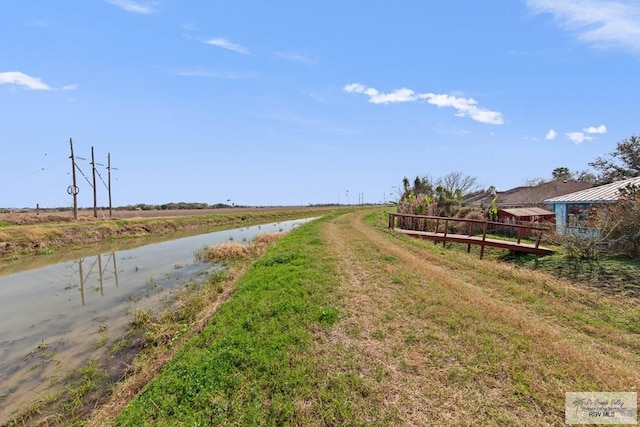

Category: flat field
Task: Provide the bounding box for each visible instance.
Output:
[0,206,319,225]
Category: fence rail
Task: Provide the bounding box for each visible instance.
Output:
[388,213,553,258]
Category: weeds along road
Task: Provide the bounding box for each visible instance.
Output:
[112,208,639,426]
[320,210,639,425]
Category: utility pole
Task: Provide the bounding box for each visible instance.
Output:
[107,153,113,217]
[69,138,78,220]
[91,146,98,218]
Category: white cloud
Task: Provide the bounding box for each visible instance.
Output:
[273,51,317,65]
[0,71,51,90]
[526,0,640,53]
[344,83,417,104]
[203,38,250,55]
[62,84,79,91]
[584,124,607,134]
[105,0,155,14]
[545,129,557,140]
[344,83,503,125]
[565,132,594,144]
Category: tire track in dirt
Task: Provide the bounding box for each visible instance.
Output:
[320,210,640,426]
[321,213,449,425]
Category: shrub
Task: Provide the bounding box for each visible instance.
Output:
[597,184,640,258]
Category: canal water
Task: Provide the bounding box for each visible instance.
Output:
[0,218,313,423]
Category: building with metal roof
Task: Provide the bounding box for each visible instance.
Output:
[544,177,640,234]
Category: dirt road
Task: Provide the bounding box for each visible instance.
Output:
[319,210,639,425]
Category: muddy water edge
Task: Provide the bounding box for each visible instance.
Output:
[0,214,322,425]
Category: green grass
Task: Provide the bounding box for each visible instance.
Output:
[16,207,637,425]
[117,215,344,426]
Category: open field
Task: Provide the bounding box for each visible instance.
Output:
[0,206,334,226]
[0,206,351,261]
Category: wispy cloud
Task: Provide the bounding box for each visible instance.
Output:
[203,38,250,55]
[174,69,258,79]
[584,124,607,134]
[105,0,156,14]
[62,84,79,91]
[305,91,326,102]
[526,0,640,53]
[343,83,504,125]
[273,51,317,65]
[545,129,557,140]
[565,132,593,144]
[563,123,607,144]
[0,71,51,90]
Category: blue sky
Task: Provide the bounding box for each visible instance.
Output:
[1,0,639,208]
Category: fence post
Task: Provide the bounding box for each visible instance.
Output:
[480,221,489,259]
[517,226,523,244]
[535,229,543,249]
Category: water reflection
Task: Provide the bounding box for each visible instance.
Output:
[72,253,119,305]
[0,218,313,422]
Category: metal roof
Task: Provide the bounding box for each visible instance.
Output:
[544,177,640,203]
[499,207,555,217]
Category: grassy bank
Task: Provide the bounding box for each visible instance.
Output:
[116,214,344,425]
[0,207,348,262]
[113,209,639,425]
[4,233,291,427]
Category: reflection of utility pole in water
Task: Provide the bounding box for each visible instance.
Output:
[78,258,85,306]
[110,253,119,288]
[97,253,104,296]
[75,252,119,305]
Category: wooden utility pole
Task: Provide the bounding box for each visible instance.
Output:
[69,138,78,220]
[91,146,97,218]
[107,153,113,217]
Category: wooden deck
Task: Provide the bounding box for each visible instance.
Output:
[389,213,554,258]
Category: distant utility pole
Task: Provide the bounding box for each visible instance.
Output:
[91,146,98,218]
[69,138,79,220]
[107,153,113,217]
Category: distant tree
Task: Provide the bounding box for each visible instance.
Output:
[589,134,640,183]
[552,167,572,180]
[606,184,640,257]
[400,175,434,200]
[436,172,479,197]
[398,172,479,217]
[574,170,597,184]
[435,185,460,217]
[523,177,546,187]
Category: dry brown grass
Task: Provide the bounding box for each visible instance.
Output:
[317,210,640,426]
[203,233,285,262]
[22,226,60,242]
[204,242,252,261]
